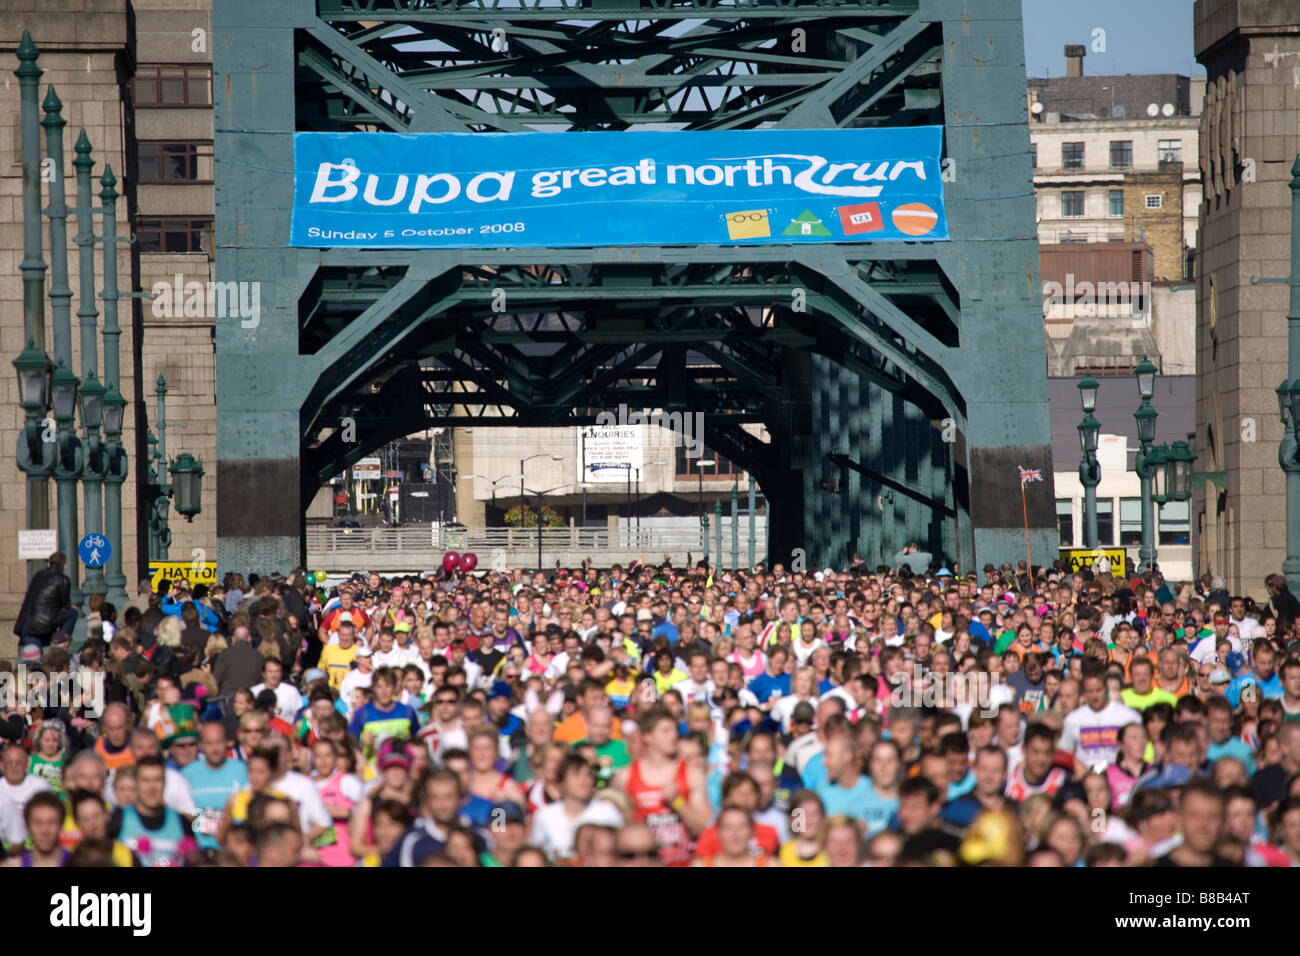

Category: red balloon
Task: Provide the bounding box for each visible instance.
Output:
[459,552,478,573]
[442,551,460,573]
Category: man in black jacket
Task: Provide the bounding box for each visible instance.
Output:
[14,552,76,651]
[212,625,266,696]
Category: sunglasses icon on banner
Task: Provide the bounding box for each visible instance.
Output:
[725,209,771,239]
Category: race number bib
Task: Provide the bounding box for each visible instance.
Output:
[194,808,223,838]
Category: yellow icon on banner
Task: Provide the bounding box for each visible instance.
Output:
[725,209,770,240]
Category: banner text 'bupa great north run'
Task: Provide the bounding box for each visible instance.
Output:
[289,128,949,249]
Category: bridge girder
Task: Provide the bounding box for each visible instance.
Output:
[215,0,1057,575]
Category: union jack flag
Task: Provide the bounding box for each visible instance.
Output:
[1019,466,1043,485]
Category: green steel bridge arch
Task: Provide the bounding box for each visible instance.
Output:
[214,0,1058,574]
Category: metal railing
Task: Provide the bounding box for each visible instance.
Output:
[305,525,717,554]
[306,520,768,571]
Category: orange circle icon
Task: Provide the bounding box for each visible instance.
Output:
[891,202,938,236]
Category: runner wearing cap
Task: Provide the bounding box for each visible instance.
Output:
[320,622,361,692]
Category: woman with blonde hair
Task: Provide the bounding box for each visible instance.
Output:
[204,633,229,663]
[155,614,182,649]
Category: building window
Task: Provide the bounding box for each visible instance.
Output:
[1074,364,1137,377]
[1062,142,1085,169]
[1109,140,1133,168]
[1097,499,1114,546]
[1109,190,1124,217]
[137,217,213,256]
[676,445,742,480]
[1157,139,1182,163]
[131,65,213,107]
[1061,191,1085,218]
[1144,194,1163,209]
[137,142,214,183]
[1119,497,1143,546]
[1158,501,1190,545]
[1056,499,1075,547]
[1030,143,1037,169]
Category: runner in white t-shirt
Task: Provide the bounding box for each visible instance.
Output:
[0,745,53,816]
[0,791,25,849]
[529,755,622,861]
[1059,671,1141,773]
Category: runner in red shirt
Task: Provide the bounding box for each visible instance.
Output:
[321,589,371,641]
[611,705,709,867]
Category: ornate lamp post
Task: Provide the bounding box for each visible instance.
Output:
[16,32,54,581]
[80,373,111,598]
[1132,356,1159,573]
[696,458,715,565]
[49,360,82,602]
[145,375,204,560]
[1077,374,1101,549]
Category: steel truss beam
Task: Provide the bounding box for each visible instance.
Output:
[217,0,1054,578]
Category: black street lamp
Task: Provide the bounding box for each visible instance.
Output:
[696,458,716,565]
[14,339,52,460]
[1077,374,1101,549]
[170,452,205,521]
[1132,355,1160,572]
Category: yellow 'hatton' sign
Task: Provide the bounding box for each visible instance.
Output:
[149,560,217,592]
[1060,548,1126,579]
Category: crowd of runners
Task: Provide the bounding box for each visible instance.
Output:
[4,548,1300,867]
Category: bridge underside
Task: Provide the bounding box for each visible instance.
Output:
[214,0,1058,575]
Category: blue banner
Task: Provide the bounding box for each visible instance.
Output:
[290,128,948,249]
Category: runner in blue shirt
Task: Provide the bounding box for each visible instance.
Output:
[348,669,420,755]
[182,722,248,850]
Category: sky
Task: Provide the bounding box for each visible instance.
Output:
[1022,0,1205,79]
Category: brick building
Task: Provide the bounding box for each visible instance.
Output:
[1193,0,1300,594]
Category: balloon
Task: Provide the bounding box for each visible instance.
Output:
[459,552,478,573]
[315,571,328,583]
[442,551,461,573]
[305,572,316,586]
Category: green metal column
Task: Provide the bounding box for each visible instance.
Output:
[772,349,813,566]
[730,482,739,571]
[149,377,172,561]
[99,168,130,608]
[702,509,710,568]
[74,131,107,601]
[215,2,312,577]
[43,88,83,608]
[747,474,756,572]
[866,383,884,565]
[933,0,1057,566]
[714,499,722,567]
[16,32,53,583]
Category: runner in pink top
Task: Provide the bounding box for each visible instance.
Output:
[312,740,363,867]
